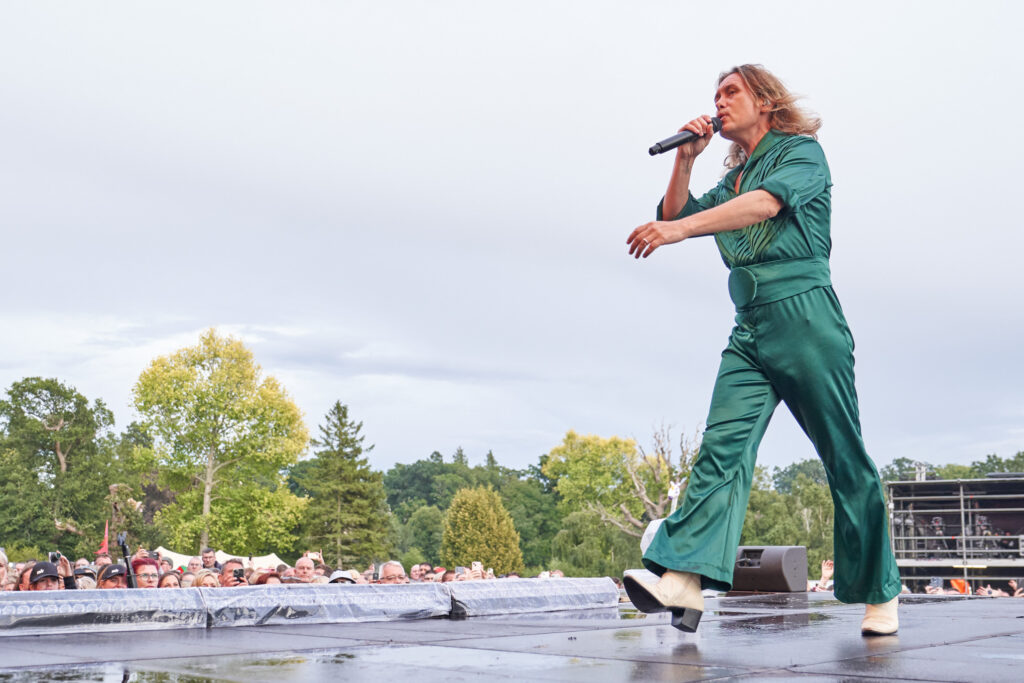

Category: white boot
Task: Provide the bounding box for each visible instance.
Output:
[861,596,899,635]
[623,571,704,632]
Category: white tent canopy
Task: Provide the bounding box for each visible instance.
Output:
[154,547,288,572]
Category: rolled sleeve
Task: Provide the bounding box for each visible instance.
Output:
[748,139,830,212]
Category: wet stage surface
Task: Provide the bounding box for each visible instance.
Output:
[1,592,1022,681]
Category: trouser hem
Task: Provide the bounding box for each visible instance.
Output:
[834,577,903,605]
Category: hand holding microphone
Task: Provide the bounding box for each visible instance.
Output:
[649,115,722,156]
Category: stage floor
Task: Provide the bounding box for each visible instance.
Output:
[1,592,1021,681]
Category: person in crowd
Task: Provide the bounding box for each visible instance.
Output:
[180,572,196,588]
[74,557,90,569]
[253,572,282,586]
[550,569,564,578]
[276,563,289,574]
[74,566,97,587]
[159,557,175,574]
[28,561,72,591]
[294,556,316,583]
[314,563,329,577]
[186,556,202,574]
[440,570,456,583]
[310,575,331,584]
[809,559,835,592]
[219,558,247,587]
[16,563,37,591]
[1009,579,1024,597]
[192,569,220,588]
[201,548,221,571]
[376,561,408,584]
[410,564,424,582]
[0,548,7,586]
[328,569,362,584]
[3,579,15,591]
[73,573,96,589]
[94,553,112,567]
[96,564,128,589]
[361,566,375,583]
[132,557,160,588]
[158,572,181,588]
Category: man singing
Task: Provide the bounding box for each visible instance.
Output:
[624,64,901,636]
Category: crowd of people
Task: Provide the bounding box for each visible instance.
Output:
[805,559,1023,598]
[0,546,567,592]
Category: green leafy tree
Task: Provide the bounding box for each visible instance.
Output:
[498,476,561,568]
[383,451,474,522]
[550,510,641,577]
[403,505,444,565]
[298,401,391,568]
[772,458,827,494]
[741,467,802,547]
[879,457,931,482]
[0,377,123,556]
[543,426,699,537]
[969,452,1024,476]
[133,329,308,553]
[441,486,523,574]
[933,463,974,480]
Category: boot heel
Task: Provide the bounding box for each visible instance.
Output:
[670,607,702,633]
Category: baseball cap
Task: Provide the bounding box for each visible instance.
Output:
[30,562,60,584]
[74,566,97,580]
[97,564,128,582]
[329,569,358,584]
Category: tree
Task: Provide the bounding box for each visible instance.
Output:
[441,487,523,574]
[298,401,391,568]
[0,377,121,555]
[403,505,444,565]
[383,450,474,522]
[550,510,641,578]
[133,329,308,552]
[542,426,700,537]
[879,457,931,483]
[772,458,827,494]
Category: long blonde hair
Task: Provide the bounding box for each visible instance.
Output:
[719,65,822,169]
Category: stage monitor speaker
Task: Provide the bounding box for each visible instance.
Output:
[732,546,807,592]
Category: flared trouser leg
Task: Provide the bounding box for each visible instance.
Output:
[642,310,780,592]
[642,287,901,604]
[763,288,901,604]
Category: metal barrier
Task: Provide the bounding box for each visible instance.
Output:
[0,578,619,636]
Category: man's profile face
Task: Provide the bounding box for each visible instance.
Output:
[295,558,315,582]
[202,551,216,567]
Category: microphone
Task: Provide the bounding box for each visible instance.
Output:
[648,117,722,156]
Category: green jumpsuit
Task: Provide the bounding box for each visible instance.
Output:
[642,130,902,605]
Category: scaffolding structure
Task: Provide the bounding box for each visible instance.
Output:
[887,475,1024,592]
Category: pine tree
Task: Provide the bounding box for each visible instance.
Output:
[301,401,391,568]
[440,486,524,574]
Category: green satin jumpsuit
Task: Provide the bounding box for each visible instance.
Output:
[642,130,901,605]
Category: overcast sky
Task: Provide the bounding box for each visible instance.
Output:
[2,2,1021,474]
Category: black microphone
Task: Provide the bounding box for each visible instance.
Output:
[648,117,722,156]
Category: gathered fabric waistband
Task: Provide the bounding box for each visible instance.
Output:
[727,256,831,310]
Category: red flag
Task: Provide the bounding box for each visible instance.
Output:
[96,520,109,555]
